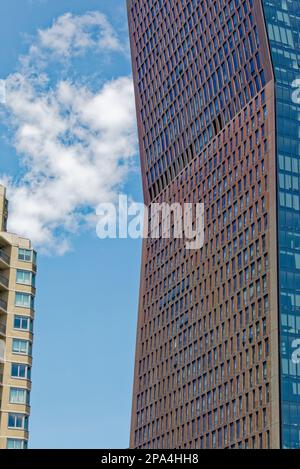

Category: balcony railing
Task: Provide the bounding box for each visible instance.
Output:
[0,273,8,288]
[0,249,9,265]
[0,322,5,335]
[0,299,7,312]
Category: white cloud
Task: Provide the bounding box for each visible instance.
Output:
[25,11,123,65]
[19,11,125,77]
[2,12,137,254]
[40,11,122,55]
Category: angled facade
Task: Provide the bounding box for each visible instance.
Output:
[127,0,300,449]
[261,0,300,449]
[0,186,37,449]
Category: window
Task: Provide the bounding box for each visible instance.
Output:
[8,413,28,430]
[15,292,34,309]
[18,249,32,262]
[32,251,37,264]
[12,339,31,356]
[10,388,29,405]
[11,363,31,380]
[14,315,33,332]
[16,270,35,286]
[7,439,28,449]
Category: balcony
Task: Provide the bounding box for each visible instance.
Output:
[0,298,7,313]
[0,363,3,385]
[0,249,9,268]
[0,321,5,337]
[0,272,8,290]
[0,339,4,362]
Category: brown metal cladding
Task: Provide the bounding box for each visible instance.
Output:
[127,0,279,449]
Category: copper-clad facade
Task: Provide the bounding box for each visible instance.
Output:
[126,0,293,449]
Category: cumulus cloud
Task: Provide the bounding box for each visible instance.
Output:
[38,11,122,57]
[1,12,137,254]
[21,11,124,73]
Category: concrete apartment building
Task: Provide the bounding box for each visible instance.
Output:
[0,185,37,449]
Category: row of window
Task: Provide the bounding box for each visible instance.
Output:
[8,413,29,431]
[135,405,269,447]
[263,0,300,449]
[137,377,270,423]
[15,292,35,310]
[18,248,36,264]
[136,428,270,450]
[12,338,32,356]
[134,0,262,191]
[14,315,33,332]
[7,247,33,448]
[9,387,30,405]
[16,269,35,287]
[144,107,267,286]
[11,363,31,380]
[7,439,28,450]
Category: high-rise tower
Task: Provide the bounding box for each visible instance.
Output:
[127,0,300,449]
[0,185,37,449]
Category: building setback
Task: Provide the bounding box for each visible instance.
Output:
[0,185,37,449]
[127,0,300,449]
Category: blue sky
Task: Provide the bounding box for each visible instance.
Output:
[0,0,142,448]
